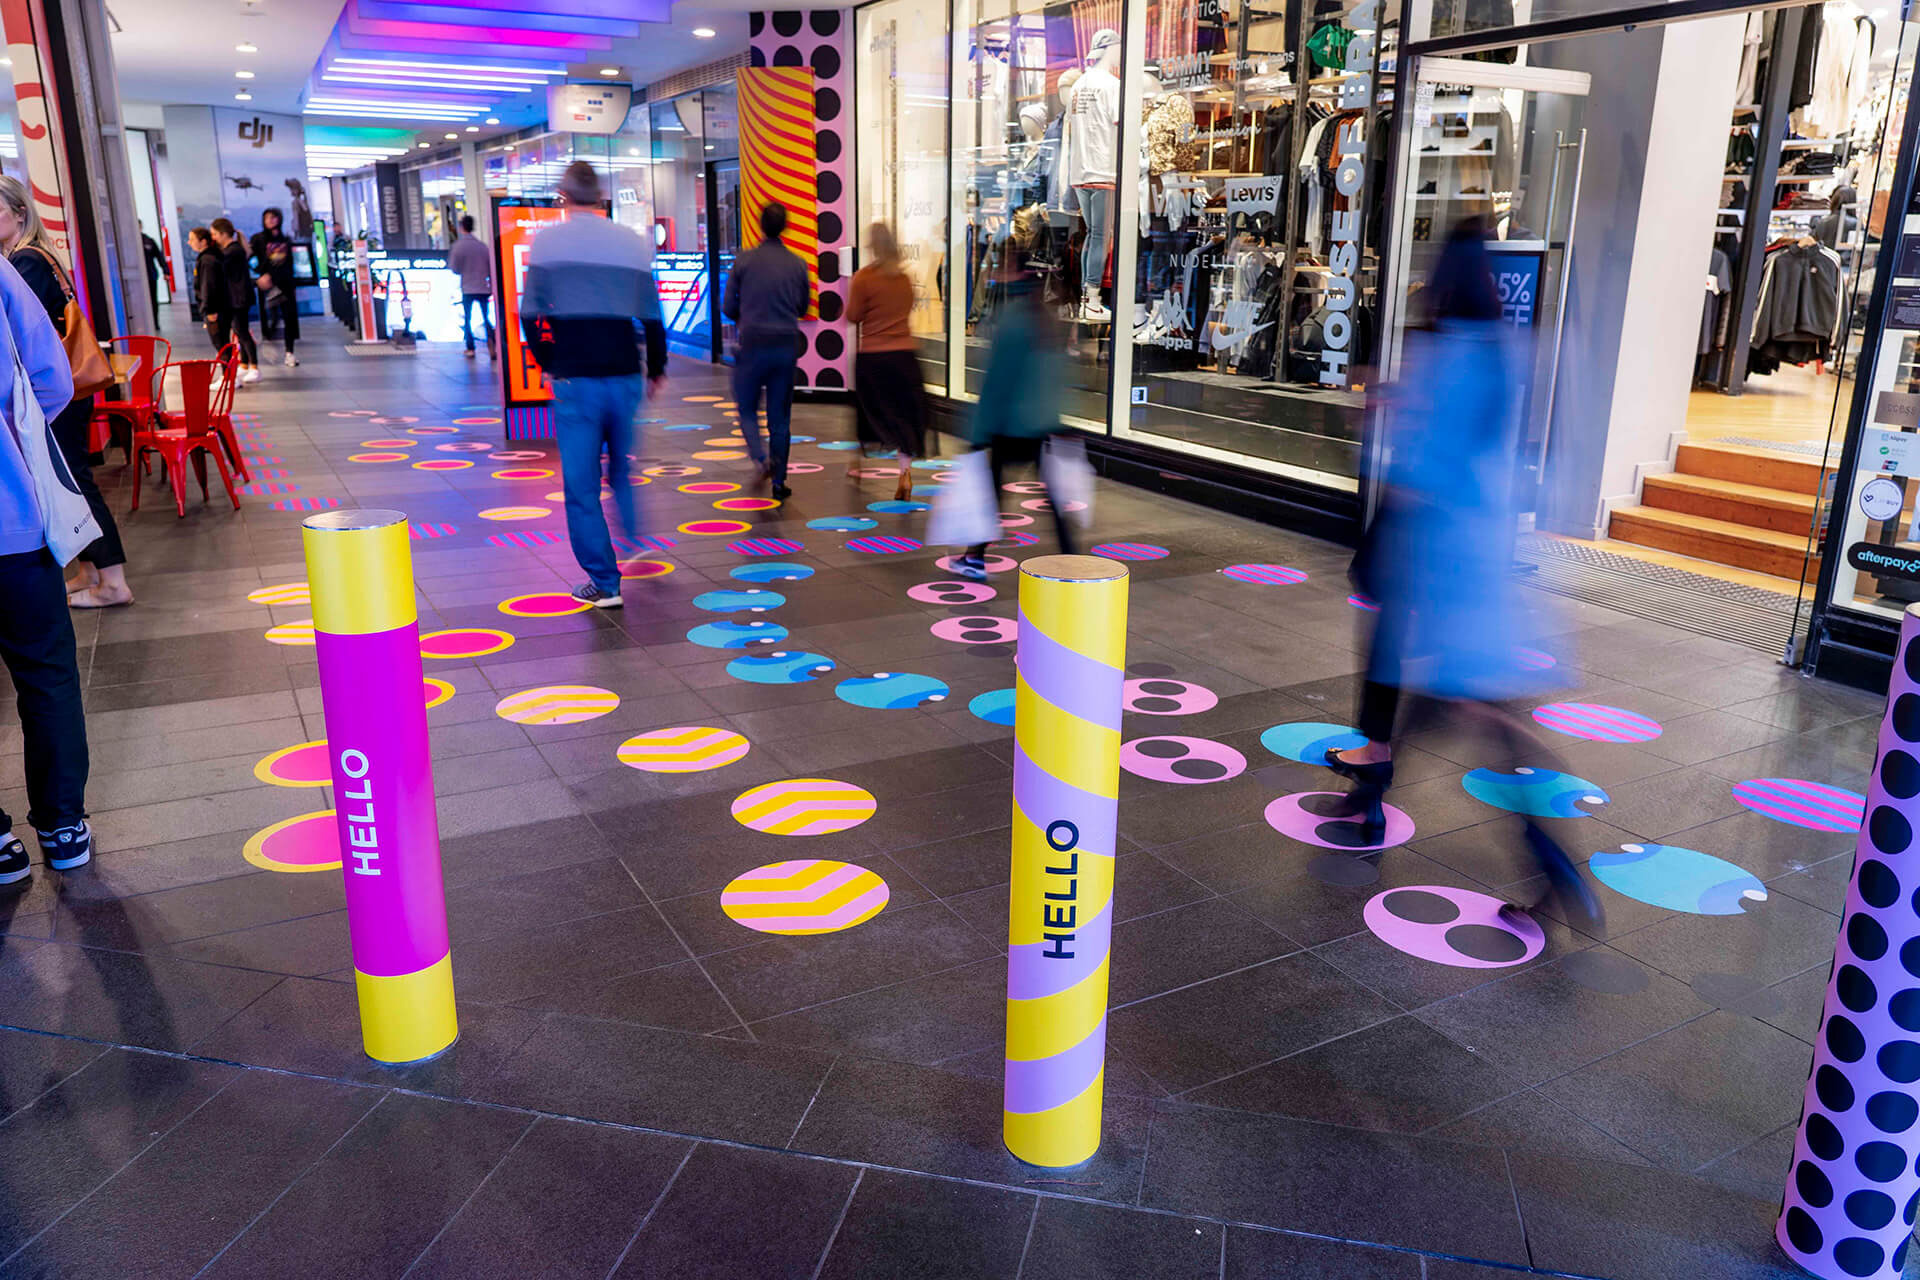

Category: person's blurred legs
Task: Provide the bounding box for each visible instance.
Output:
[48,402,131,608]
[0,547,91,878]
[553,377,622,605]
[604,374,643,542]
[763,346,796,496]
[735,345,770,479]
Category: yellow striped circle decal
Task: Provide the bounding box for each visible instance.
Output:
[617,726,751,772]
[721,859,890,934]
[264,620,316,646]
[731,779,876,835]
[247,582,309,605]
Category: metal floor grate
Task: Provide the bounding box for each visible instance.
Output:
[1517,536,1804,655]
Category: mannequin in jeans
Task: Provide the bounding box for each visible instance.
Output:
[1067,29,1122,322]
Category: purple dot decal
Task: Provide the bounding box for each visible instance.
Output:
[1733,778,1867,832]
[1265,792,1415,851]
[1222,564,1308,585]
[1122,736,1247,784]
[931,615,1017,645]
[1123,678,1217,716]
[1363,886,1546,968]
[908,580,996,605]
[1532,701,1663,743]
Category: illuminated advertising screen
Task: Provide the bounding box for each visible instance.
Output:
[655,250,710,351]
[376,255,462,344]
[493,199,569,408]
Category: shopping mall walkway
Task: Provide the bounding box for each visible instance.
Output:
[0,321,1885,1278]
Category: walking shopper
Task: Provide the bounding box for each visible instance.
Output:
[0,249,93,881]
[190,227,224,348]
[723,201,809,501]
[0,176,132,609]
[209,218,260,383]
[1327,217,1601,930]
[954,257,1075,581]
[249,208,300,367]
[519,160,666,610]
[847,221,927,503]
[448,215,495,358]
[139,222,166,318]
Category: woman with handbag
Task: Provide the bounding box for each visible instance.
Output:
[0,176,131,608]
[209,218,260,383]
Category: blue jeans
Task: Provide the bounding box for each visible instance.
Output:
[734,338,798,485]
[1076,185,1112,293]
[553,374,644,594]
[461,293,494,352]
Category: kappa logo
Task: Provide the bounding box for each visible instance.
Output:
[1210,300,1270,352]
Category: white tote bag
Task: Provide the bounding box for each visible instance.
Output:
[1041,434,1094,528]
[926,448,1002,547]
[0,316,97,565]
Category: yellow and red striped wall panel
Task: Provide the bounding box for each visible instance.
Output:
[737,66,820,320]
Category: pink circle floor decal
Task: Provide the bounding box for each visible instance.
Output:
[1222,564,1307,585]
[420,628,515,659]
[1515,647,1557,671]
[732,779,877,835]
[1363,886,1546,968]
[931,616,1017,645]
[1532,702,1663,743]
[1123,678,1218,715]
[937,553,1014,574]
[413,459,474,471]
[620,558,676,579]
[348,451,409,463]
[1265,792,1415,851]
[359,438,416,448]
[498,592,592,617]
[436,441,492,453]
[264,620,315,646]
[479,506,550,521]
[909,581,996,605]
[491,468,554,480]
[243,811,341,873]
[680,481,740,494]
[490,450,546,461]
[721,860,890,934]
[715,497,782,512]
[617,727,750,772]
[681,520,751,536]
[1732,778,1866,831]
[1122,736,1248,783]
[423,677,454,709]
[254,741,331,787]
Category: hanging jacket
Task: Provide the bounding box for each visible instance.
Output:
[1751,242,1840,352]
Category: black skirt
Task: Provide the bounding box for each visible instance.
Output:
[853,348,928,457]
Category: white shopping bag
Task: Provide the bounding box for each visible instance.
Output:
[926,448,1003,547]
[1041,435,1094,528]
[0,317,96,565]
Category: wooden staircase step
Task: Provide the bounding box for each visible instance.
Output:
[1673,442,1830,496]
[1608,505,1820,579]
[1640,472,1818,536]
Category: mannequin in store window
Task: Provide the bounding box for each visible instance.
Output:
[1067,28,1121,322]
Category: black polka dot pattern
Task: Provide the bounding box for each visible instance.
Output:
[1778,615,1920,1279]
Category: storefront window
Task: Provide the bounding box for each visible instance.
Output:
[857,0,952,389]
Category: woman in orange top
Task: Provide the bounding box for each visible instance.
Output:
[846,221,928,501]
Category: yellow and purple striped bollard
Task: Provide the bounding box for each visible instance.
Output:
[1005,555,1129,1167]
[303,509,458,1064]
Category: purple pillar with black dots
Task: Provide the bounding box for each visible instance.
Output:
[1778,603,1920,1280]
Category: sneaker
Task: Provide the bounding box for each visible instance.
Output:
[241,367,261,384]
[570,583,623,609]
[464,348,476,359]
[0,833,27,887]
[282,352,299,368]
[772,483,792,501]
[34,819,91,872]
[953,555,989,582]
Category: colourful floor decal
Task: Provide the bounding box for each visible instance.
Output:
[1261,721,1368,764]
[721,860,889,933]
[680,481,740,494]
[787,462,824,475]
[1123,678,1218,715]
[617,726,751,773]
[243,811,341,873]
[970,688,1016,725]
[1589,843,1768,914]
[931,616,1017,644]
[995,530,1041,547]
[486,530,563,550]
[1532,702,1663,743]
[1023,498,1086,513]
[498,592,591,617]
[683,395,722,403]
[869,500,929,514]
[620,559,676,579]
[437,441,492,453]
[1090,542,1168,561]
[1515,647,1558,671]
[715,497,782,512]
[453,416,502,425]
[420,628,515,659]
[809,516,878,532]
[479,506,551,521]
[731,780,877,835]
[819,440,862,451]
[664,423,708,432]
[1364,887,1545,968]
[491,468,554,480]
[1222,564,1308,585]
[1462,767,1610,819]
[704,437,741,447]
[264,620,316,646]
[1000,513,1034,527]
[732,562,814,583]
[727,650,837,683]
[495,684,620,725]
[1002,480,1047,493]
[680,520,752,536]
[1349,594,1380,612]
[254,741,331,787]
[694,450,748,461]
[729,537,803,555]
[491,450,547,461]
[423,677,454,708]
[646,465,702,477]
[1265,792,1415,851]
[693,589,785,612]
[835,672,949,708]
[272,497,337,511]
[360,438,417,448]
[688,620,789,649]
[411,523,458,539]
[1122,736,1248,783]
[372,415,420,424]
[909,581,995,605]
[936,553,1013,574]
[348,452,408,463]
[1732,778,1866,831]
[246,582,309,605]
[612,534,678,554]
[406,426,459,435]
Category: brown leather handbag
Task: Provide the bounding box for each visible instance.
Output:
[24,245,111,400]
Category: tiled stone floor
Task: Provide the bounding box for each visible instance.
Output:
[0,315,1892,1278]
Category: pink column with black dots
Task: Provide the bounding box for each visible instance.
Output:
[1778,602,1920,1280]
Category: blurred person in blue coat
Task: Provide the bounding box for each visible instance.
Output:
[1326,217,1602,931]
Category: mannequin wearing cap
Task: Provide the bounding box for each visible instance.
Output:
[1068,29,1121,322]
[1014,102,1053,210]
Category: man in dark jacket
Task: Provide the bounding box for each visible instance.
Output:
[249,207,300,366]
[519,161,667,609]
[208,218,260,381]
[139,223,165,318]
[189,227,224,351]
[722,201,809,500]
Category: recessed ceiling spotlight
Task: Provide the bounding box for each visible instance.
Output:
[417,141,430,148]
[235,70,255,79]
[486,117,500,124]
[235,91,252,100]
[236,42,257,53]
[599,67,620,76]
[693,26,716,37]
[443,131,458,139]
[466,125,479,132]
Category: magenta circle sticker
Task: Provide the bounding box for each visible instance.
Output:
[1731,778,1866,831]
[715,497,782,511]
[1222,564,1307,585]
[1003,480,1048,494]
[908,580,996,605]
[1000,512,1034,527]
[1532,702,1662,743]
[1264,792,1414,851]
[1364,886,1545,968]
[243,810,341,873]
[453,416,501,425]
[405,425,460,435]
[412,458,473,471]
[788,461,824,474]
[1023,497,1087,513]
[490,450,547,462]
[491,467,554,480]
[359,438,416,448]
[1123,678,1217,715]
[1121,736,1248,784]
[681,481,740,494]
[931,615,1017,644]
[937,553,1015,574]
[254,740,331,788]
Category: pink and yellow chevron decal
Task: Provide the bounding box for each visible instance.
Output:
[617,726,751,773]
[721,859,889,934]
[737,66,819,318]
[731,778,876,835]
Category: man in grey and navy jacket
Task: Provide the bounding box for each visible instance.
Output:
[519,160,668,609]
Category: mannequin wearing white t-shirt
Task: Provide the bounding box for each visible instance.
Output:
[1068,29,1121,321]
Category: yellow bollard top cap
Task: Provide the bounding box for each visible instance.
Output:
[1020,555,1128,583]
[303,509,407,533]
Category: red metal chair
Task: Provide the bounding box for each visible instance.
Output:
[90,335,170,462]
[131,358,240,517]
[154,343,249,483]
